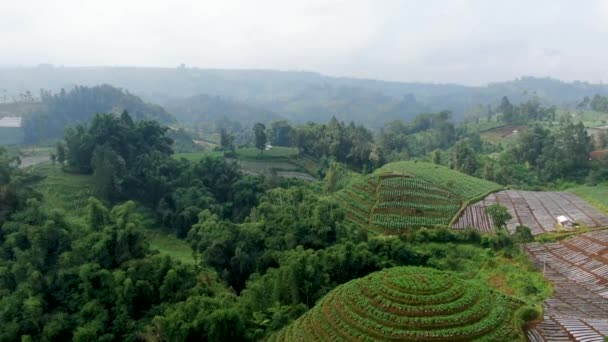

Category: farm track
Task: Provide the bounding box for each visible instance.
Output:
[525,230,608,341]
[455,190,608,235]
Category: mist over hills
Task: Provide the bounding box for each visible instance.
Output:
[2,66,608,126]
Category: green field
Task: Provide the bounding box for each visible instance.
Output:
[148,232,195,264]
[30,163,195,263]
[175,147,317,181]
[32,163,95,217]
[270,266,530,341]
[568,183,608,214]
[559,108,608,127]
[175,146,298,161]
[235,146,298,159]
[378,161,503,201]
[335,161,503,234]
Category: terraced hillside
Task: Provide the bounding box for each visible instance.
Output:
[334,161,503,233]
[269,267,524,341]
[525,230,608,341]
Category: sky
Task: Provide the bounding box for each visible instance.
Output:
[2,0,608,85]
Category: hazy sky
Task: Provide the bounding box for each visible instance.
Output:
[2,0,608,85]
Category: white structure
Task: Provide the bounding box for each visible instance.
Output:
[265,144,273,151]
[0,116,23,128]
[556,215,575,229]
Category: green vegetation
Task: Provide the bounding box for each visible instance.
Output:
[568,183,608,214]
[148,232,195,265]
[270,266,527,341]
[335,161,503,233]
[378,161,503,201]
[32,163,94,217]
[5,71,607,342]
[23,85,174,143]
[235,146,297,159]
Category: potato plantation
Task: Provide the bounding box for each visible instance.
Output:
[334,161,503,234]
[269,267,523,341]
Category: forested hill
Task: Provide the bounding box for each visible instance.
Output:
[22,84,175,143]
[3,66,608,126]
[163,94,284,129]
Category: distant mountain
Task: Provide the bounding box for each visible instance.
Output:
[2,66,608,126]
[164,94,283,129]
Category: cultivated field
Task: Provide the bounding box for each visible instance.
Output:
[269,267,524,341]
[525,230,608,341]
[569,184,608,214]
[174,147,316,182]
[454,190,608,235]
[335,161,503,234]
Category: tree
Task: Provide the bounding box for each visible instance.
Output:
[56,142,66,165]
[91,144,126,200]
[267,120,294,146]
[219,128,235,152]
[253,123,266,154]
[449,140,479,175]
[499,96,515,124]
[485,204,512,230]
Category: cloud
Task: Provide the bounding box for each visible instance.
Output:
[1,0,607,85]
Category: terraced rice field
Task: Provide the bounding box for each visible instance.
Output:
[269,267,524,341]
[454,190,608,235]
[524,230,608,341]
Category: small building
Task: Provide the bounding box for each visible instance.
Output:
[556,215,575,230]
[265,144,273,151]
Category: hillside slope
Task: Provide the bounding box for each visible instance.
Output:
[269,266,524,341]
[334,161,503,233]
[2,67,608,125]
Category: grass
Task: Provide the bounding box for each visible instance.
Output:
[235,146,298,160]
[174,150,223,162]
[558,109,608,127]
[31,163,95,217]
[30,163,196,264]
[568,183,608,214]
[174,146,298,161]
[175,147,317,180]
[148,232,195,265]
[479,125,524,145]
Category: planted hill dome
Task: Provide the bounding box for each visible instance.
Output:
[269,267,522,341]
[333,161,503,233]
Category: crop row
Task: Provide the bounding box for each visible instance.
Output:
[371,214,449,229]
[376,201,460,213]
[321,288,511,340]
[270,267,520,342]
[379,188,458,202]
[334,191,371,213]
[379,162,502,201]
